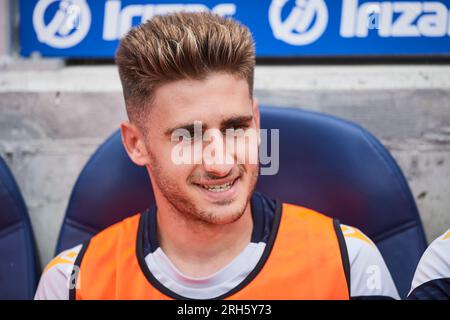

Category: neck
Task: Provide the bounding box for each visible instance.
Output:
[155,197,253,278]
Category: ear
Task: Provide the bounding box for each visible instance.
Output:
[120,121,150,166]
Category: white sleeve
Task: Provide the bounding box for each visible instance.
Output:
[408,229,450,298]
[341,224,400,300]
[34,244,82,300]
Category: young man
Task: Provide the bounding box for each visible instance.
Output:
[35,12,399,300]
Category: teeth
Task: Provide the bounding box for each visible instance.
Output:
[201,181,234,192]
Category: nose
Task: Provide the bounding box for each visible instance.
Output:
[203,161,234,178]
[201,131,235,177]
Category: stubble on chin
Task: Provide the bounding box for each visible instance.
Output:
[148,147,259,226]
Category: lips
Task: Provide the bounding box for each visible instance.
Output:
[198,179,236,192]
[193,177,240,200]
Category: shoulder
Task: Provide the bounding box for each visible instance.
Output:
[340,224,376,251]
[92,213,142,241]
[413,229,450,283]
[408,229,450,299]
[281,203,336,227]
[83,213,142,258]
[281,204,399,299]
[340,224,400,300]
[34,214,142,300]
[34,244,82,300]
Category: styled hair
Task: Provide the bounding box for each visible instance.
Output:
[115,12,256,124]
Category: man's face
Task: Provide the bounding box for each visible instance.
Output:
[141,72,260,225]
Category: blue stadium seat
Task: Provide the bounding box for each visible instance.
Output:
[56,106,427,298]
[0,155,39,300]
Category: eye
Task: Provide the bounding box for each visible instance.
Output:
[223,125,249,137]
[236,124,250,130]
[180,132,193,141]
[171,129,195,143]
[224,125,249,133]
[179,129,205,143]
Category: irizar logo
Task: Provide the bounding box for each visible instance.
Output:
[102,0,236,40]
[269,0,329,45]
[32,0,236,47]
[341,0,450,37]
[33,0,91,48]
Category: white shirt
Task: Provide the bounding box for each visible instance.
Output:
[408,229,450,299]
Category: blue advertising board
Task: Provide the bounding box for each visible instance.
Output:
[20,0,450,58]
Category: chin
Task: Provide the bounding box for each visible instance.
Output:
[196,195,249,225]
[205,207,246,225]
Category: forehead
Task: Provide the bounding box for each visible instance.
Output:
[150,73,253,129]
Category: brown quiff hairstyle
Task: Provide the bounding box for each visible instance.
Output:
[115,12,256,125]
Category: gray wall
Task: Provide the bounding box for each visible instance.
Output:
[0,64,449,267]
[0,0,11,58]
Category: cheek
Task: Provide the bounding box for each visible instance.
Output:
[149,141,198,186]
[165,144,196,180]
[234,134,259,165]
[155,158,194,184]
[173,165,194,184]
[245,163,259,179]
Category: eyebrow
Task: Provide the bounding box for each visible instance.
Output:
[220,115,254,131]
[164,123,199,137]
[164,115,254,137]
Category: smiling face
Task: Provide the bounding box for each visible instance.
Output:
[122,72,260,225]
